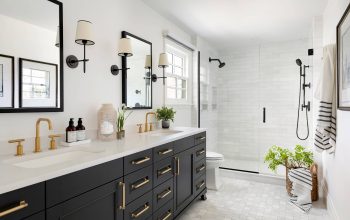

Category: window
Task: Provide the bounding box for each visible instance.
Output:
[165,40,193,104]
[22,68,50,99]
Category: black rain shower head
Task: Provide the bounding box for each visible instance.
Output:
[296,59,302,67]
[209,57,225,68]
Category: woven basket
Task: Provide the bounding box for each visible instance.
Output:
[285,162,318,201]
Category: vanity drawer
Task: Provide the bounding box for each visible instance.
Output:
[24,211,45,220]
[153,178,173,212]
[154,157,174,187]
[125,191,152,220]
[46,158,123,207]
[124,149,153,175]
[153,200,173,220]
[194,159,206,180]
[154,142,174,162]
[0,183,44,220]
[173,136,195,154]
[194,132,206,146]
[194,143,206,162]
[125,165,153,204]
[194,176,206,197]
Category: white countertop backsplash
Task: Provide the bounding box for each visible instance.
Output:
[0,127,206,195]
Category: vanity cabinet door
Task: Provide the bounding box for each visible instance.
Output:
[47,179,123,220]
[173,147,194,216]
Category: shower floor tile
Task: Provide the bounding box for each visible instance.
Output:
[178,176,329,220]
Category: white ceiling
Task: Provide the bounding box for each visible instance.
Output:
[0,0,59,31]
[142,0,328,50]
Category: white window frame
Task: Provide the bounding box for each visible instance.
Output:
[165,39,193,105]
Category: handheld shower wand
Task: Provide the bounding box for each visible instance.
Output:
[295,59,311,140]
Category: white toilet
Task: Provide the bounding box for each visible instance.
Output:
[206,151,224,190]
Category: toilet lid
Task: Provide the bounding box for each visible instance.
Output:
[206,151,224,160]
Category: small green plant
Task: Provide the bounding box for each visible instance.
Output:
[264,145,314,172]
[117,104,132,132]
[156,106,176,122]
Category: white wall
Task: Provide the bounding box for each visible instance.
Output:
[322,0,350,219]
[0,0,216,146]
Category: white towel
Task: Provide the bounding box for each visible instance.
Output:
[314,44,337,153]
[288,168,313,213]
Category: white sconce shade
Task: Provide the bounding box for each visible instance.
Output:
[75,20,95,45]
[145,55,151,69]
[158,53,169,68]
[55,26,60,47]
[118,38,133,57]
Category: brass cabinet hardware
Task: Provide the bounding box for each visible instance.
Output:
[131,178,150,189]
[175,157,180,176]
[131,203,150,218]
[196,164,205,173]
[131,157,150,165]
[157,188,172,200]
[196,181,205,190]
[0,200,28,217]
[196,136,206,140]
[48,134,61,150]
[8,139,25,156]
[118,182,126,210]
[158,166,172,176]
[196,149,205,156]
[160,210,172,220]
[158,149,173,155]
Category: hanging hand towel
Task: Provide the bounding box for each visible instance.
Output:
[288,168,313,213]
[314,44,337,153]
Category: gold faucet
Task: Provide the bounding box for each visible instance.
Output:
[144,112,156,132]
[34,118,53,153]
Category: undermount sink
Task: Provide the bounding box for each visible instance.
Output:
[6,150,104,169]
[148,129,183,137]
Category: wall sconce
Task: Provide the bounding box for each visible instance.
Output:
[110,38,133,75]
[66,20,95,73]
[151,53,169,84]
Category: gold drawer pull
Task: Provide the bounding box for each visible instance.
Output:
[196,181,205,190]
[118,182,126,210]
[131,203,150,218]
[131,178,150,189]
[196,164,205,173]
[196,149,205,156]
[196,136,206,140]
[174,157,180,176]
[158,166,172,176]
[160,210,172,220]
[0,200,28,217]
[131,157,150,165]
[157,188,172,200]
[158,149,173,155]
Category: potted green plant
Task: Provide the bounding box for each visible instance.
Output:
[116,104,132,139]
[264,145,314,196]
[156,106,176,129]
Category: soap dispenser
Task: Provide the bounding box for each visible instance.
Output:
[76,118,86,141]
[66,118,77,143]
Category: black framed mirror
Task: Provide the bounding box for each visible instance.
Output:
[122,31,152,109]
[0,0,63,113]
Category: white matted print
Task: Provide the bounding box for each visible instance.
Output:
[338,3,350,110]
[0,55,14,108]
[20,59,58,108]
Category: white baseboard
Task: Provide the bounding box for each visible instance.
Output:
[322,182,339,220]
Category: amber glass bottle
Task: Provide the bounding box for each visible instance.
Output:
[66,118,77,143]
[76,118,86,141]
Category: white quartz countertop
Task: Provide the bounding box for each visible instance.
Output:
[0,127,206,195]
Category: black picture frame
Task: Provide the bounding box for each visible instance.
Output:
[0,0,63,113]
[0,54,14,109]
[19,58,58,109]
[122,31,153,110]
[337,2,350,111]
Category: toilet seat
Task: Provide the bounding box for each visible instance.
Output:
[206,151,224,160]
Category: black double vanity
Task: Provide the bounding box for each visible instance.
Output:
[0,132,207,220]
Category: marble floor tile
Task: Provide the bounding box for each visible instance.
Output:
[178,176,329,220]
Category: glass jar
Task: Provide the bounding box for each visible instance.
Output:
[98,104,117,141]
